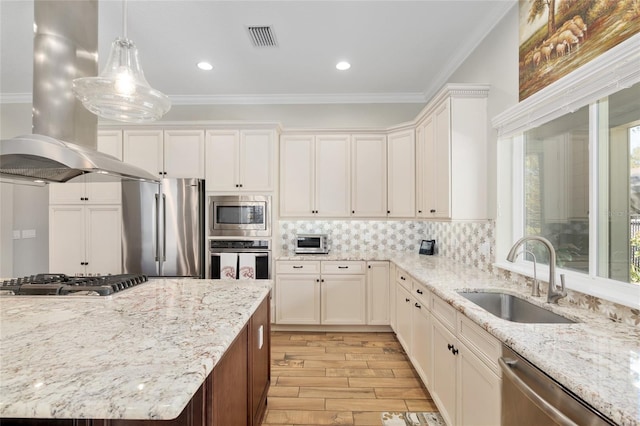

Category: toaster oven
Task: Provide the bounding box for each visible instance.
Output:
[295,234,329,254]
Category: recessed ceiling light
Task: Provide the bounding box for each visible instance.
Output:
[336,61,351,71]
[197,62,213,71]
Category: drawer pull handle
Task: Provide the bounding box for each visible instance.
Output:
[447,344,454,351]
[416,289,423,294]
[338,266,349,269]
[292,266,303,269]
[414,302,421,309]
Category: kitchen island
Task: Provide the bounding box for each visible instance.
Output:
[0,278,272,425]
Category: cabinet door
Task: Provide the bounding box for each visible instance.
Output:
[86,205,122,275]
[433,99,451,218]
[315,135,351,217]
[210,326,249,426]
[321,274,366,324]
[395,284,413,352]
[123,130,164,177]
[457,344,501,426]
[206,130,240,191]
[240,130,274,191]
[431,317,457,426]
[351,135,387,217]
[411,299,431,388]
[249,296,270,426]
[367,261,390,325]
[97,129,123,160]
[49,180,86,205]
[280,135,315,217]
[416,116,436,217]
[49,206,85,275]
[163,129,205,178]
[387,129,415,217]
[275,274,320,324]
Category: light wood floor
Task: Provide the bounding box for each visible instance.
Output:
[262,331,438,426]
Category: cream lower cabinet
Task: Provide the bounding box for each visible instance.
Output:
[367,261,390,325]
[430,294,501,426]
[49,205,122,276]
[275,260,369,325]
[394,268,413,351]
[410,279,432,389]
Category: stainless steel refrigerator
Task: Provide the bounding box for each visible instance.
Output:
[122,178,205,277]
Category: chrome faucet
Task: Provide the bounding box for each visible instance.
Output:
[506,236,567,304]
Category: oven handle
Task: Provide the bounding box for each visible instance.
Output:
[209,252,269,257]
[498,357,578,426]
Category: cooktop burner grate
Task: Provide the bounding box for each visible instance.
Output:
[0,274,148,296]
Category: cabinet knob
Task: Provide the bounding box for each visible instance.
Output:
[235,184,239,187]
[416,289,423,294]
[316,279,320,282]
[418,210,422,213]
[447,344,453,351]
[368,265,371,269]
[352,210,355,214]
[321,279,325,282]
[414,302,421,309]
[405,298,410,302]
[452,348,459,355]
[239,184,243,188]
[387,210,391,214]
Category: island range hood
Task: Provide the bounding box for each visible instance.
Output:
[0,0,158,183]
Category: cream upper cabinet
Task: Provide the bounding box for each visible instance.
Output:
[205,129,275,192]
[387,129,415,217]
[280,135,315,217]
[351,135,387,217]
[97,130,123,160]
[123,129,204,178]
[163,130,205,178]
[416,85,489,220]
[280,134,350,217]
[315,134,351,217]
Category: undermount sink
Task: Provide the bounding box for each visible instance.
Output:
[457,291,577,324]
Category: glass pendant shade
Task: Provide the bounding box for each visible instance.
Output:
[73,37,171,123]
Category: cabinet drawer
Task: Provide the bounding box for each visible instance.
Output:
[431,294,456,332]
[457,315,501,374]
[321,261,365,275]
[411,280,431,306]
[396,268,411,291]
[276,261,321,274]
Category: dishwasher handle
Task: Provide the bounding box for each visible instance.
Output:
[499,357,578,426]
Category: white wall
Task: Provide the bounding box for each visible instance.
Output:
[446,4,519,219]
[0,103,49,277]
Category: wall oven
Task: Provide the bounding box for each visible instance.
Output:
[209,239,271,280]
[208,195,271,237]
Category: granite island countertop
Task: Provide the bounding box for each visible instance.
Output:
[277,250,640,426]
[0,278,272,420]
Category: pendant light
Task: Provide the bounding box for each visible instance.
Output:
[72,0,171,123]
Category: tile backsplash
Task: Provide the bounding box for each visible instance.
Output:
[278,219,639,327]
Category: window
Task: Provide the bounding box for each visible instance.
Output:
[494,35,640,308]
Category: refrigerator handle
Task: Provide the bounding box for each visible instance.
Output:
[162,193,167,261]
[154,193,160,262]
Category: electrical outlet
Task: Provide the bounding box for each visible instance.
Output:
[12,230,21,240]
[22,229,36,239]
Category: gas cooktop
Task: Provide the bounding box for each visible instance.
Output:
[0,274,148,296]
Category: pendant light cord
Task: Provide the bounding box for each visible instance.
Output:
[122,0,128,39]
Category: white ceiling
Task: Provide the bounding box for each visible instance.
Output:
[0,0,515,106]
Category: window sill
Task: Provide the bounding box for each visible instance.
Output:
[493,261,640,309]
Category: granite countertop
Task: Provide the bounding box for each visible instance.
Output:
[0,279,272,420]
[277,250,640,426]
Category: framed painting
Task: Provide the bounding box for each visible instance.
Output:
[519,0,640,101]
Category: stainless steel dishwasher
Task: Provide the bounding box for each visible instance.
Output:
[500,345,616,426]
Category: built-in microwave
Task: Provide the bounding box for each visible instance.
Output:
[295,234,329,254]
[208,195,271,237]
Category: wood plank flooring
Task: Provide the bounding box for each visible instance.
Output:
[262,331,439,426]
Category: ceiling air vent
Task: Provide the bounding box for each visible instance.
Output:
[247,26,278,48]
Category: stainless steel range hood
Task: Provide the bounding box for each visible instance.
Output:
[0,0,158,184]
